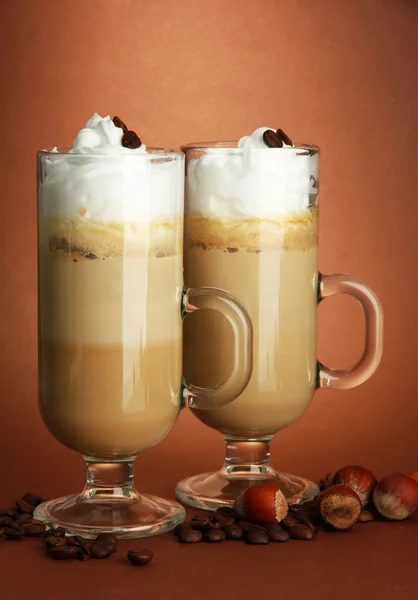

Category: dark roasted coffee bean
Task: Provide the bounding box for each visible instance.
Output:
[4,526,23,540]
[204,528,226,543]
[296,511,316,531]
[122,130,142,149]
[66,535,85,547]
[223,523,244,540]
[216,506,239,520]
[288,524,314,540]
[281,514,300,530]
[95,533,117,552]
[263,129,283,148]
[236,520,266,533]
[23,522,46,536]
[0,508,19,520]
[245,529,270,545]
[22,493,45,507]
[113,116,128,132]
[90,541,113,559]
[174,523,189,536]
[15,499,34,515]
[18,514,33,523]
[276,128,293,147]
[48,545,78,560]
[213,514,235,529]
[127,549,153,566]
[50,526,67,538]
[262,522,290,542]
[0,516,14,527]
[190,516,211,532]
[77,546,91,561]
[178,527,202,543]
[46,536,66,549]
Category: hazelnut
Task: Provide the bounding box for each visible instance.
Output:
[333,465,377,507]
[409,470,418,483]
[317,484,361,530]
[373,472,418,521]
[234,483,288,524]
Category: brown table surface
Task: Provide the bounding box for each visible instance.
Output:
[0,505,416,600]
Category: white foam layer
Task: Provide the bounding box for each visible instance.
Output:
[40,114,183,224]
[186,127,319,219]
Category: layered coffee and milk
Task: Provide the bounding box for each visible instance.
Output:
[183,127,319,438]
[38,114,183,459]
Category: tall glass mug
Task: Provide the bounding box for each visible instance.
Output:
[35,148,252,538]
[177,140,383,510]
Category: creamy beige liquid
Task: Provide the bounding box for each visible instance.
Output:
[38,220,182,459]
[183,214,318,439]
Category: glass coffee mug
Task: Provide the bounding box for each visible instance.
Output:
[177,141,383,509]
[35,148,252,538]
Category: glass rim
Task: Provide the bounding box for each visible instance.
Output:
[181,141,319,154]
[37,147,184,159]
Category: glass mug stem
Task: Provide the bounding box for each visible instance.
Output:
[79,457,139,503]
[181,286,253,409]
[317,273,384,389]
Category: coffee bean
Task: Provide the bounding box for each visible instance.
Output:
[4,526,23,540]
[263,129,283,148]
[90,542,113,559]
[46,536,66,549]
[276,128,293,147]
[77,546,91,561]
[296,511,316,531]
[66,535,85,547]
[174,523,189,536]
[204,528,226,543]
[18,514,33,523]
[245,529,270,545]
[190,516,211,532]
[236,520,267,534]
[262,522,290,542]
[113,116,128,133]
[23,522,46,537]
[216,506,239,520]
[0,516,14,527]
[281,514,300,530]
[48,545,78,560]
[122,130,142,149]
[178,527,202,543]
[0,508,19,519]
[127,549,153,566]
[358,509,374,523]
[22,493,45,507]
[15,499,35,515]
[95,533,117,552]
[223,523,244,540]
[288,524,314,540]
[50,526,67,538]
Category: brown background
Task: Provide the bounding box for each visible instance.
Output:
[0,1,417,597]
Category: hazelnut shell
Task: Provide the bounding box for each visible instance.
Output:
[317,484,361,530]
[373,472,418,521]
[333,465,377,507]
[234,483,288,524]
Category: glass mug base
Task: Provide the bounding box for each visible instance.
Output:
[175,470,319,511]
[34,493,185,539]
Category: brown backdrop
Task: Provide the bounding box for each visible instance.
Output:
[0,0,417,504]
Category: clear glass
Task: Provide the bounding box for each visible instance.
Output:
[177,142,383,509]
[35,148,253,537]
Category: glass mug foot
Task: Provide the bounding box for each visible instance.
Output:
[34,493,185,539]
[176,470,319,510]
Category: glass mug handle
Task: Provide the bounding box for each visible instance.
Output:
[318,273,383,390]
[181,286,253,409]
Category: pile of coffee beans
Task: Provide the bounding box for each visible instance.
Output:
[0,492,153,566]
[174,505,316,545]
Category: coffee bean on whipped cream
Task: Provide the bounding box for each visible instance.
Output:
[276,128,293,147]
[122,130,142,149]
[262,129,283,148]
[113,116,128,133]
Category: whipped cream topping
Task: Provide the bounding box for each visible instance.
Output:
[186,127,319,219]
[40,114,182,224]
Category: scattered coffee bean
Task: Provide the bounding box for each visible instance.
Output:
[245,529,270,545]
[23,522,46,536]
[216,506,239,520]
[4,526,23,540]
[122,130,142,149]
[281,514,300,530]
[295,511,316,531]
[45,536,66,549]
[22,493,45,507]
[77,546,91,561]
[174,523,189,536]
[262,522,290,542]
[96,533,117,552]
[358,509,374,523]
[15,499,34,515]
[48,545,78,560]
[276,128,293,147]
[66,535,85,547]
[113,116,128,133]
[236,520,267,533]
[204,528,226,543]
[223,523,244,540]
[0,508,19,520]
[0,516,14,527]
[190,516,211,532]
[18,514,33,523]
[288,524,314,541]
[263,129,283,148]
[178,527,202,543]
[90,534,117,559]
[127,549,153,566]
[50,527,67,538]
